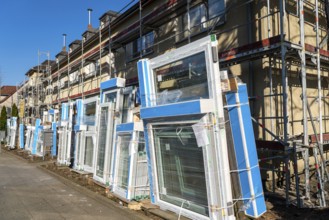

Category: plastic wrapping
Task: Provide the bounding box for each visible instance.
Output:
[57,107,70,165]
[6,117,17,149]
[31,119,41,155]
[51,122,57,156]
[94,82,124,184]
[24,126,33,151]
[69,70,79,83]
[149,52,209,106]
[83,101,97,126]
[95,105,112,180]
[138,35,236,220]
[152,123,209,216]
[19,124,24,149]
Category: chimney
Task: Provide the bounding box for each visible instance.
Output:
[88,8,93,29]
[62,34,67,51]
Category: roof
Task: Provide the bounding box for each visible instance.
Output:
[0,86,17,96]
[99,10,119,20]
[25,66,38,76]
[69,40,81,47]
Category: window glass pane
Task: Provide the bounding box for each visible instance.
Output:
[84,136,94,167]
[96,106,109,178]
[184,4,207,37]
[126,32,154,60]
[153,52,209,105]
[104,92,117,103]
[117,134,131,190]
[121,94,130,124]
[286,0,298,15]
[143,32,154,54]
[135,132,148,198]
[208,0,225,19]
[153,123,209,216]
[83,101,96,126]
[126,42,133,61]
[75,132,81,166]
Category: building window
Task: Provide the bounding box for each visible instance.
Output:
[183,4,207,37]
[286,0,298,16]
[69,70,79,84]
[85,61,99,78]
[126,32,154,61]
[208,0,225,20]
[181,1,226,39]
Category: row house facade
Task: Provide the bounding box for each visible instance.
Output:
[15,0,329,216]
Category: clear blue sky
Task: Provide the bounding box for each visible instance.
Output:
[0,0,136,86]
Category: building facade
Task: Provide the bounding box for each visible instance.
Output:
[15,0,329,214]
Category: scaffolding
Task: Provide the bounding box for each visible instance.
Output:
[58,0,329,208]
[213,0,329,208]
[17,0,329,211]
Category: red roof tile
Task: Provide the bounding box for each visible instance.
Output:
[0,86,17,96]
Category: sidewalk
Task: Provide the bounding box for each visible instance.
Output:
[0,151,150,220]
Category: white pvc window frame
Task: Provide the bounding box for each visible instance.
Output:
[143,35,233,220]
[93,89,123,184]
[58,101,75,166]
[146,36,218,108]
[75,130,97,173]
[25,126,34,152]
[82,132,96,173]
[112,132,133,199]
[57,124,69,165]
[112,128,148,201]
[147,119,216,220]
[36,128,44,156]
[82,96,98,129]
[93,102,115,184]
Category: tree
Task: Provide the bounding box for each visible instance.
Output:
[11,103,18,118]
[0,106,7,130]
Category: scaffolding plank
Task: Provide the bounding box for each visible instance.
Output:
[309,133,329,144]
[218,35,281,62]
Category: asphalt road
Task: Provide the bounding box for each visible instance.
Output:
[0,151,149,220]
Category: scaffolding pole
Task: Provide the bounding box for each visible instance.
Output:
[279,0,291,207]
[299,0,308,146]
[81,35,84,100]
[316,0,324,161]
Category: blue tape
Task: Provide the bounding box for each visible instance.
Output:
[32,119,41,155]
[52,122,57,156]
[226,84,266,218]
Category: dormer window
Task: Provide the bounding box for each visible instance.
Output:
[100,16,110,29]
[100,20,105,29]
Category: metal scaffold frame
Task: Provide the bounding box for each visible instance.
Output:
[18,0,329,212]
[213,0,329,209]
[227,0,329,208]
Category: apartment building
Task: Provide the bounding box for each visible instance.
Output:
[16,0,329,217]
